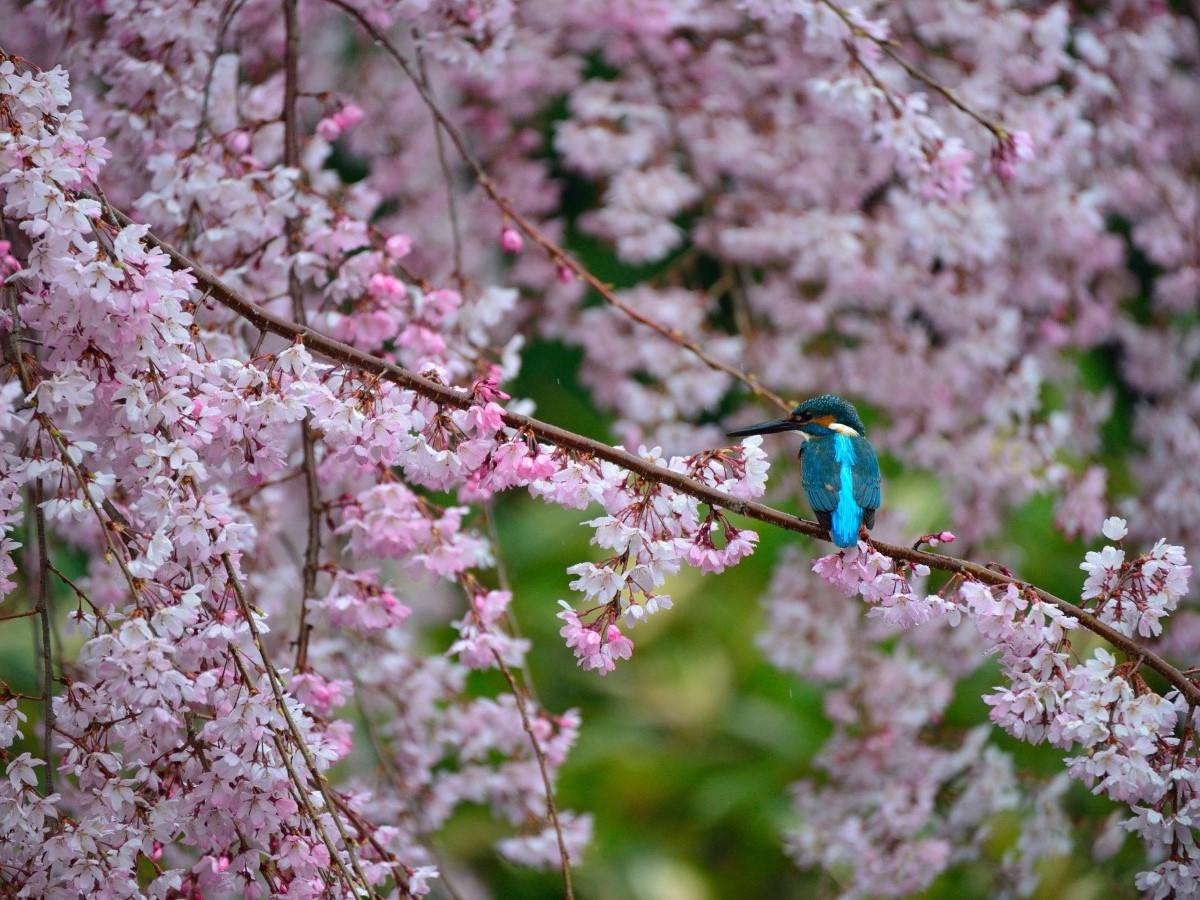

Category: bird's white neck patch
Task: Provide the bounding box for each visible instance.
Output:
[829,423,859,437]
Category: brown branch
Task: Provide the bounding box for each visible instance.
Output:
[413,33,464,284]
[282,0,323,672]
[493,652,575,899]
[5,284,58,795]
[105,204,1200,708]
[322,0,792,414]
[31,482,54,795]
[223,556,382,897]
[818,0,1008,139]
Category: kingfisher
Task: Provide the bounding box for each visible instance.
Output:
[727,394,881,548]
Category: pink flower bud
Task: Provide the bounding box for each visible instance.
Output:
[316,117,341,142]
[990,130,1035,181]
[555,263,574,284]
[334,103,364,129]
[368,273,406,300]
[385,234,412,259]
[500,226,523,254]
[225,130,251,154]
[938,531,956,543]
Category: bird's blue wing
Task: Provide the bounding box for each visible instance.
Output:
[851,435,882,512]
[800,438,839,512]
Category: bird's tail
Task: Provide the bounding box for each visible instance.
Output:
[831,435,861,548]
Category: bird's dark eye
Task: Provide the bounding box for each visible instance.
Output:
[795,411,811,422]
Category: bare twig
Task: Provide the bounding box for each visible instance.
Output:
[819,0,1009,139]
[223,555,383,897]
[322,0,792,414]
[493,652,575,899]
[413,33,464,284]
[195,0,250,146]
[31,482,54,795]
[0,607,39,623]
[482,501,540,703]
[5,284,56,794]
[281,0,323,671]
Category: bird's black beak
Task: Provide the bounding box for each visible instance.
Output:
[726,417,798,438]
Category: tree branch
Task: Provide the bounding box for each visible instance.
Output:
[818,0,1009,139]
[32,482,54,796]
[281,0,323,672]
[322,0,792,414]
[103,202,1200,707]
[494,652,575,899]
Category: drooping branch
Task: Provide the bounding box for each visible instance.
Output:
[493,651,575,899]
[103,202,1200,708]
[3,283,57,794]
[817,0,1011,140]
[31,483,54,796]
[322,0,793,414]
[281,0,323,672]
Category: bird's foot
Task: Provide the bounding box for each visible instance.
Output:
[858,524,874,550]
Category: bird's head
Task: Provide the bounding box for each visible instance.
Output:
[727,393,866,439]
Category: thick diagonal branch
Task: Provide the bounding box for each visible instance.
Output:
[107,203,1200,707]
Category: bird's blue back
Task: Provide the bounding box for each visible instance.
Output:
[800,433,881,548]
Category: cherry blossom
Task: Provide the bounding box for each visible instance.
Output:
[1,1,1198,896]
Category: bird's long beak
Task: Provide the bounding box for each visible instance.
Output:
[726,417,798,438]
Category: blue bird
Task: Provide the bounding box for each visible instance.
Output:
[727,394,881,548]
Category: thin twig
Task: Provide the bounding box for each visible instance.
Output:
[222,553,387,897]
[818,0,1008,138]
[282,0,323,672]
[195,0,249,147]
[5,284,56,794]
[322,0,792,414]
[0,607,39,623]
[350,674,467,900]
[483,500,540,704]
[494,652,575,899]
[414,33,464,284]
[107,206,1200,708]
[32,482,54,795]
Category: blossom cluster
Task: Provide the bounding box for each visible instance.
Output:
[803,523,1195,896]
[548,439,767,673]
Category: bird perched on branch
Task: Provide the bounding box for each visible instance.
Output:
[728,394,881,548]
